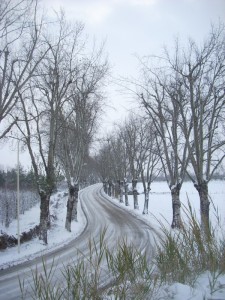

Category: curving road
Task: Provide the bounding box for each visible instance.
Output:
[0,183,156,299]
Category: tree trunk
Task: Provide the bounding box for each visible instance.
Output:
[103,180,107,194]
[143,182,151,214]
[108,180,112,197]
[118,180,124,203]
[194,181,210,232]
[132,179,139,209]
[39,191,51,244]
[5,200,9,228]
[124,179,129,206]
[171,183,182,229]
[71,184,79,222]
[111,182,115,198]
[65,184,76,232]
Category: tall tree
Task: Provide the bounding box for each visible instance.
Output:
[165,24,225,231]
[57,47,108,232]
[16,14,85,244]
[0,0,47,139]
[96,131,128,202]
[120,114,150,210]
[126,57,190,227]
[139,118,160,215]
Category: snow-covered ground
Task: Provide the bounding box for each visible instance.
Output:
[127,180,225,231]
[0,190,86,269]
[105,180,225,300]
[1,180,225,299]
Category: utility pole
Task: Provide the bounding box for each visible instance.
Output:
[17,140,20,253]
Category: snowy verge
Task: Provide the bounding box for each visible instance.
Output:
[101,181,225,300]
[0,190,87,270]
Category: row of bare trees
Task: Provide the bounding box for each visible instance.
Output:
[96,113,160,215]
[97,24,225,232]
[0,1,108,244]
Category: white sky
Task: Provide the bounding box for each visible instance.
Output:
[43,0,225,126]
[0,0,224,168]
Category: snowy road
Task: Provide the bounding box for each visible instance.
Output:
[0,183,155,299]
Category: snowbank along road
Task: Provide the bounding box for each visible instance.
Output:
[0,183,155,299]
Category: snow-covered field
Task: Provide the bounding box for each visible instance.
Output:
[107,180,225,300]
[127,180,225,230]
[0,180,225,299]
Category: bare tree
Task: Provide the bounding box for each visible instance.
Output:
[16,14,85,244]
[126,59,190,228]
[53,39,108,231]
[97,114,160,213]
[0,0,47,139]
[56,43,108,232]
[96,131,129,203]
[139,118,160,215]
[110,132,129,203]
[165,24,225,230]
[120,114,149,210]
[57,114,85,231]
[119,114,160,213]
[96,140,112,190]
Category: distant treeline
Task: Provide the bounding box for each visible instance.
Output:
[0,167,37,191]
[0,167,40,227]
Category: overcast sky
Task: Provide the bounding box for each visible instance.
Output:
[1,0,225,168]
[43,0,225,122]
